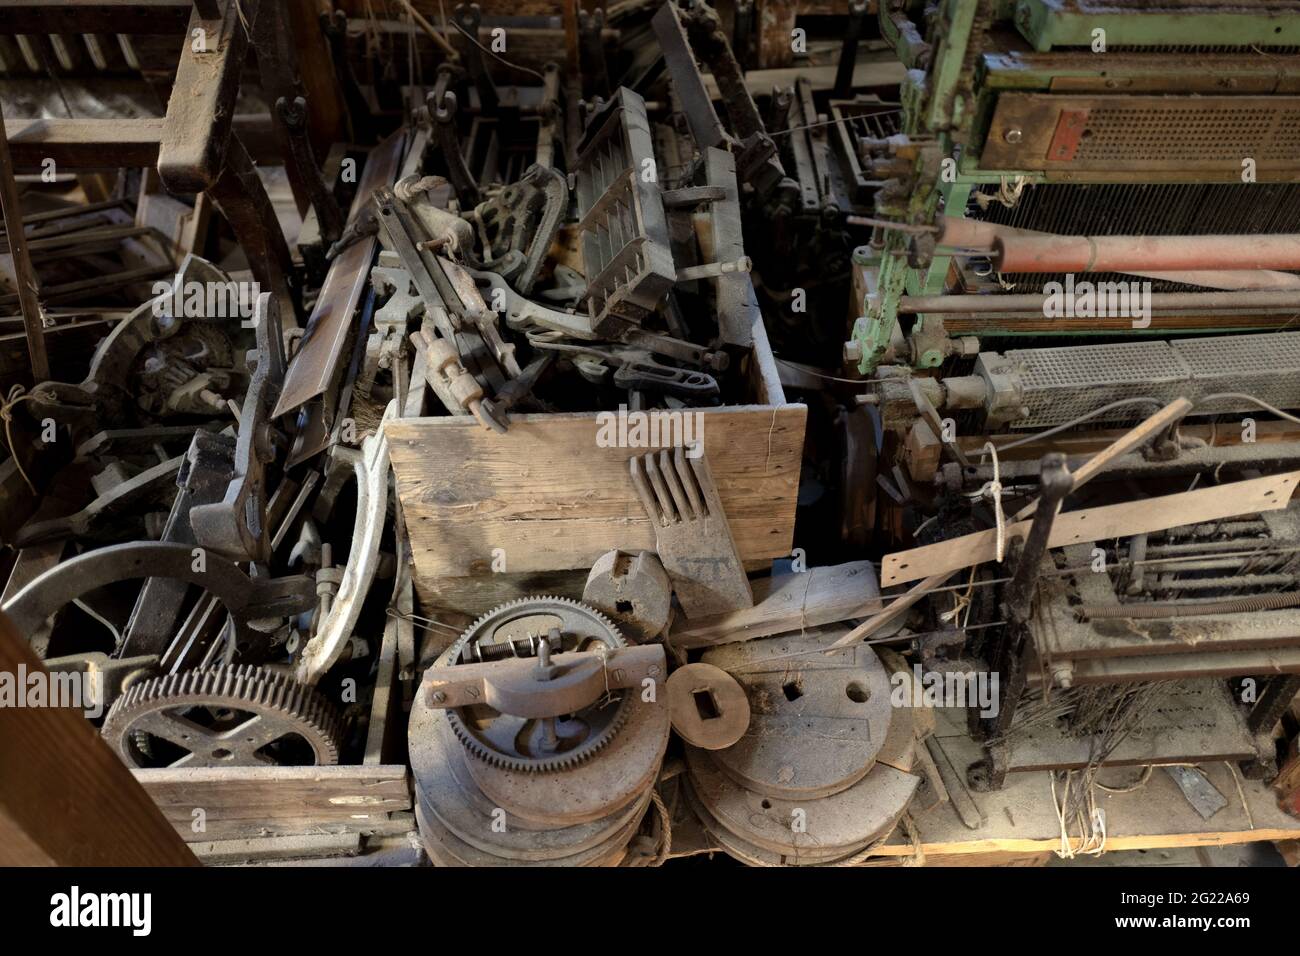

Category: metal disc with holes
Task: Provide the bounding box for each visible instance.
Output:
[408,693,649,861]
[101,665,341,768]
[667,663,749,750]
[700,625,893,799]
[684,743,920,861]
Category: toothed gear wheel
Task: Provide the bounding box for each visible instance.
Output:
[102,665,342,768]
[440,596,632,774]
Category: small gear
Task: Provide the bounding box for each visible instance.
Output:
[102,665,342,768]
[441,596,633,774]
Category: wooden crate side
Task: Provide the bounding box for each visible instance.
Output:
[134,764,412,843]
[389,403,807,582]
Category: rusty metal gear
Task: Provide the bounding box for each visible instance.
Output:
[441,596,633,774]
[102,665,342,768]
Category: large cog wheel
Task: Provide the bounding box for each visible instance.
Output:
[102,665,342,768]
[440,596,632,774]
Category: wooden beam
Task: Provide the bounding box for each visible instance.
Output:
[0,610,198,865]
[158,0,262,193]
[0,1,193,35]
[4,116,279,173]
[0,101,49,382]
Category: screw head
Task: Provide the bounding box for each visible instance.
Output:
[1003,128,1024,144]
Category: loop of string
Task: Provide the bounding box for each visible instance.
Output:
[979,441,1007,562]
[1,385,39,495]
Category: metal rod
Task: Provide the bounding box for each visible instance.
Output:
[997,233,1300,274]
[899,290,1300,313]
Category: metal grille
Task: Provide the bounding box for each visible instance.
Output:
[969,181,1300,293]
[1075,104,1300,163]
[1173,333,1300,413]
[1004,332,1300,427]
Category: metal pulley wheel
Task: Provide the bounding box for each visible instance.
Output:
[683,628,922,866]
[409,596,672,865]
[102,665,342,768]
[698,624,895,799]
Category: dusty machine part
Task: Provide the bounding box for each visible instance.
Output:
[667,662,749,751]
[700,625,895,799]
[582,549,672,642]
[14,454,183,546]
[296,402,396,685]
[25,255,241,439]
[573,87,677,334]
[101,664,342,768]
[468,164,569,296]
[274,95,344,246]
[42,651,159,716]
[409,596,672,865]
[412,328,504,431]
[2,541,316,665]
[358,263,421,400]
[682,627,920,865]
[393,175,475,259]
[630,445,753,616]
[190,291,287,563]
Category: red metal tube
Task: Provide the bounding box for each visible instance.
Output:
[995,233,1300,273]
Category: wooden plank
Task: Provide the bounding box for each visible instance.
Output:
[671,560,881,649]
[756,0,798,68]
[881,469,1300,586]
[4,116,277,172]
[192,832,363,863]
[165,812,416,844]
[133,764,412,824]
[0,0,193,34]
[158,0,261,193]
[0,610,197,865]
[363,597,400,764]
[389,404,806,580]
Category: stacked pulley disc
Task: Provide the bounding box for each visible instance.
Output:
[409,597,671,866]
[683,624,921,865]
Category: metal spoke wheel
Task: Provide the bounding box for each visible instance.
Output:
[102,665,342,768]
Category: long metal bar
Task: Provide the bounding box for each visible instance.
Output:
[899,291,1300,313]
[997,233,1300,274]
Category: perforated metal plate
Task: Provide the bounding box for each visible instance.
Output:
[1000,332,1300,428]
[979,94,1300,181]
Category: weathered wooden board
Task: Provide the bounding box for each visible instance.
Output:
[134,764,412,843]
[881,469,1300,586]
[389,404,806,581]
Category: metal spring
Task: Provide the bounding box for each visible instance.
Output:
[1079,590,1300,620]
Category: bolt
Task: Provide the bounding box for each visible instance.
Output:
[1003,128,1023,144]
[844,340,863,364]
[430,690,447,704]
